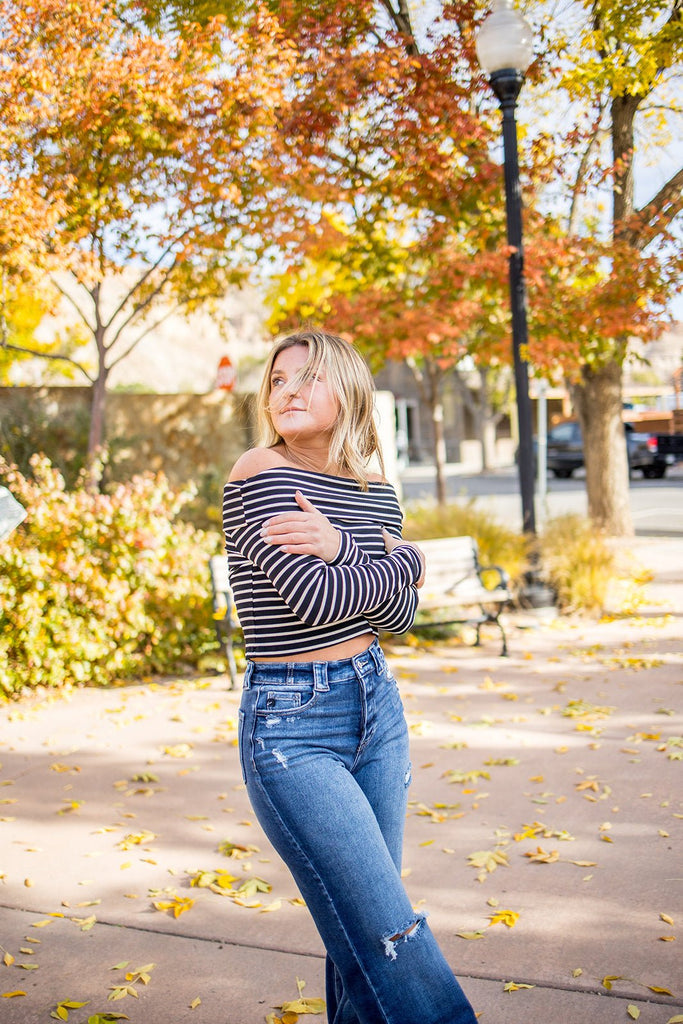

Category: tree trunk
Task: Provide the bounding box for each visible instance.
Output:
[408,358,448,504]
[425,362,448,505]
[611,93,639,233]
[482,419,497,472]
[85,369,108,491]
[571,359,633,536]
[478,367,499,472]
[431,393,447,505]
[84,288,109,491]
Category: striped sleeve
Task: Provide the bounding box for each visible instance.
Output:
[366,584,419,634]
[223,478,422,628]
[226,514,422,627]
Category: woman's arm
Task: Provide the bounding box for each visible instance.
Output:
[252,488,425,632]
[224,503,423,628]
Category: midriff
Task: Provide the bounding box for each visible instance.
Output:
[251,632,375,664]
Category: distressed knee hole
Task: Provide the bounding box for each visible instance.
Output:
[382,915,424,960]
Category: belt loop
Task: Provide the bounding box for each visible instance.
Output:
[243,661,254,689]
[370,641,384,674]
[313,662,330,692]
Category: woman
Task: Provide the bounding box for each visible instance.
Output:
[222,330,476,1024]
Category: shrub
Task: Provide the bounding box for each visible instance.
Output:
[403,498,530,591]
[537,513,617,615]
[403,502,646,617]
[0,456,224,699]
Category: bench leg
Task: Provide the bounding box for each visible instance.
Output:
[478,610,509,657]
[226,640,237,690]
[214,623,238,689]
[495,616,508,657]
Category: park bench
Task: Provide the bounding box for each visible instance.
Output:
[414,536,512,655]
[209,554,238,689]
[208,535,511,684]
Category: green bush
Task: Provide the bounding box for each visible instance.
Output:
[0,456,224,698]
[403,498,530,591]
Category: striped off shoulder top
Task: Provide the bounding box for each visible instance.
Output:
[221,467,422,659]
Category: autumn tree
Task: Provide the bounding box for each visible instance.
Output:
[0,0,295,484]
[269,0,682,531]
[254,0,523,502]
[521,0,683,534]
[141,0,682,532]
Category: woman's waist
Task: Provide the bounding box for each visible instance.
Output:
[251,633,374,664]
[244,637,385,687]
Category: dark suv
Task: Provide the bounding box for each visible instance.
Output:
[544,420,672,479]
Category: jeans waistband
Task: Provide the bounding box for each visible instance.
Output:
[243,639,385,690]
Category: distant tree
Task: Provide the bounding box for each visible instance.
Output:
[0,0,294,485]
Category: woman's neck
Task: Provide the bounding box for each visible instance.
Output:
[278,441,336,475]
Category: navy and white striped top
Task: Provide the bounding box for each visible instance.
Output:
[221,467,421,659]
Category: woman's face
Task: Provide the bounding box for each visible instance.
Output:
[268,344,340,444]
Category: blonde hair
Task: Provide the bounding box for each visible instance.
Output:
[256,330,385,489]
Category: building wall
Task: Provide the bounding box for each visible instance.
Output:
[0,386,250,495]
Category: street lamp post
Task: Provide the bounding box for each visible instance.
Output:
[476,0,536,535]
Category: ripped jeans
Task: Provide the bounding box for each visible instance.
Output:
[238,639,477,1024]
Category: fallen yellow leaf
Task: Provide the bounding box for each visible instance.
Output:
[278,998,326,1015]
[489,910,519,928]
[153,896,195,918]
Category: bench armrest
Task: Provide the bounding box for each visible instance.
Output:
[476,562,510,592]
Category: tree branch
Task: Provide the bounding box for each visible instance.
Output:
[107,260,178,349]
[655,0,682,77]
[2,342,94,383]
[630,165,683,249]
[107,301,182,371]
[377,0,420,56]
[568,101,607,236]
[103,226,195,332]
[50,274,95,333]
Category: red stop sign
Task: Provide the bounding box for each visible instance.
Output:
[216,355,236,391]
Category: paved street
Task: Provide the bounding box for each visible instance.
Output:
[400,462,683,537]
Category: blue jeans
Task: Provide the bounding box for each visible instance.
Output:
[238,640,477,1024]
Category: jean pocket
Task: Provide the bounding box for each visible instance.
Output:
[255,684,317,717]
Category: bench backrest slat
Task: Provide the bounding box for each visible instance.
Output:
[419,537,479,591]
[209,554,231,598]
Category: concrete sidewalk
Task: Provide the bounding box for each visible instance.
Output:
[1,538,681,1024]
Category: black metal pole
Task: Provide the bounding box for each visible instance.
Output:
[490,68,536,535]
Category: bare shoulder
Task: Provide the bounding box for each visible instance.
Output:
[229,447,285,482]
[367,470,389,484]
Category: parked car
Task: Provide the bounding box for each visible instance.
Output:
[542,420,677,479]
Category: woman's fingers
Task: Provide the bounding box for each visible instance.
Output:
[261,492,340,561]
[294,489,316,512]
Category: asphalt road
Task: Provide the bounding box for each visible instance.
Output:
[400,461,683,537]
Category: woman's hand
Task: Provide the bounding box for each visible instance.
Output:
[382,528,426,589]
[260,490,342,563]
